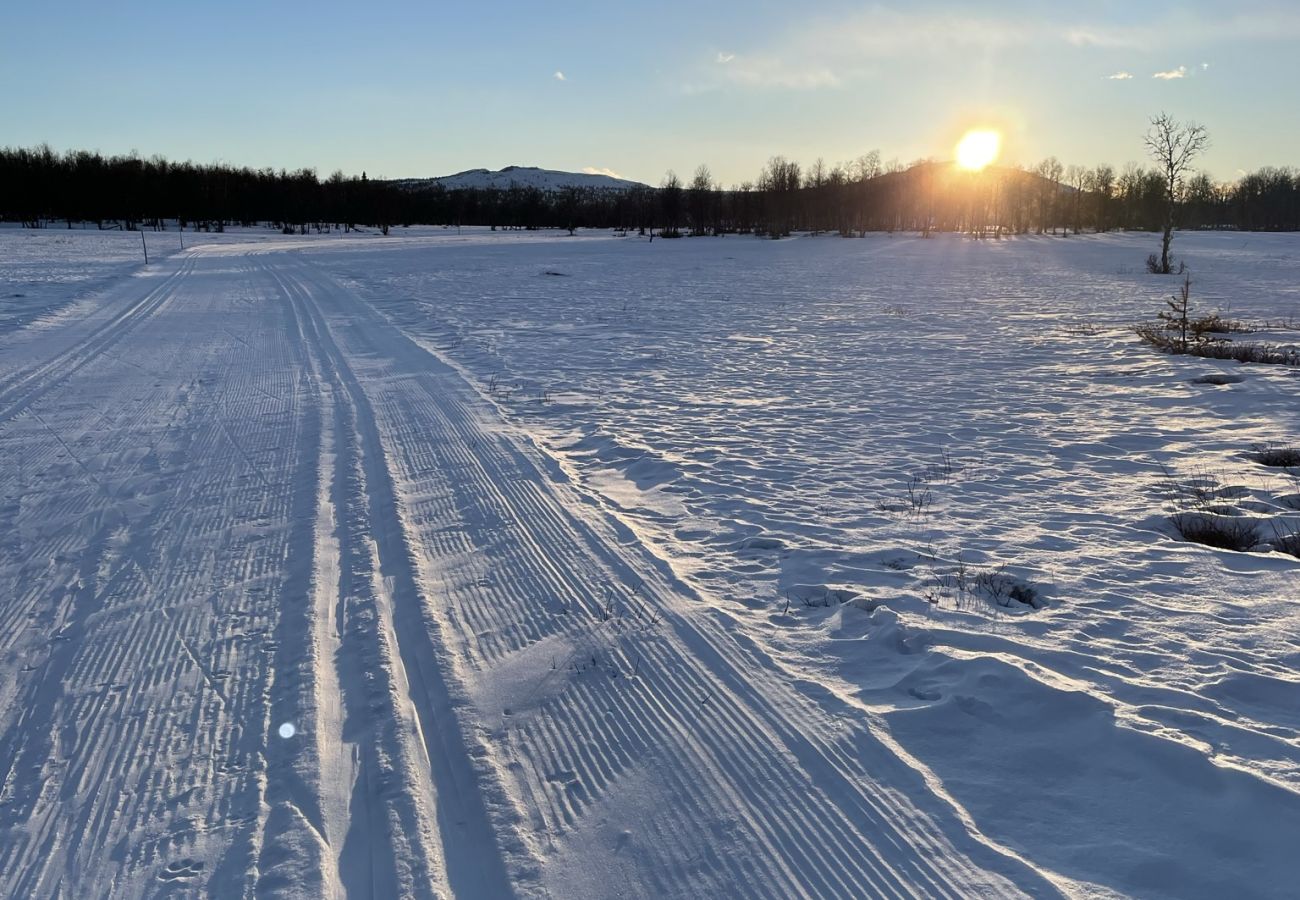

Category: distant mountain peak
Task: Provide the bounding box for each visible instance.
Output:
[393,166,647,193]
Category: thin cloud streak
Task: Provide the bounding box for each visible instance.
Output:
[721,56,841,89]
[1068,10,1300,48]
[686,6,1297,93]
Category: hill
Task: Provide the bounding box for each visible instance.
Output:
[393,166,646,193]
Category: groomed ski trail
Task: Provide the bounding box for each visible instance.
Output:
[0,239,1070,898]
[245,248,1067,899]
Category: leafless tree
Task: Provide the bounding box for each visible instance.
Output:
[806,157,827,189]
[1145,112,1210,273]
[758,156,800,237]
[1089,164,1115,232]
[851,150,882,183]
[688,164,712,236]
[659,170,684,237]
[1065,164,1087,234]
[1035,157,1063,234]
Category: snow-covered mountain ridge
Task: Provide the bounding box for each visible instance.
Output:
[394,165,646,192]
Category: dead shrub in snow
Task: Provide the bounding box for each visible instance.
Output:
[1190,373,1243,386]
[1186,340,1300,367]
[1191,313,1253,338]
[1169,512,1257,552]
[1134,321,1174,350]
[1146,253,1187,276]
[1062,320,1104,337]
[1252,445,1300,469]
[1137,325,1300,366]
[878,451,959,516]
[876,473,933,517]
[931,557,1046,612]
[1134,275,1300,367]
[1268,521,1300,559]
[973,569,1044,610]
[1159,464,1243,511]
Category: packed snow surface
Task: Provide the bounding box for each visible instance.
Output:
[1,225,1299,899]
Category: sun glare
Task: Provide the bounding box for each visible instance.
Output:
[955,129,1001,171]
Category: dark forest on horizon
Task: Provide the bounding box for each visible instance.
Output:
[2,144,1298,238]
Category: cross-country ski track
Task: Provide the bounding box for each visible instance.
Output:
[0,239,1047,898]
[5,230,1300,899]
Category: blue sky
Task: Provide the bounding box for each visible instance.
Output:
[2,1,1295,185]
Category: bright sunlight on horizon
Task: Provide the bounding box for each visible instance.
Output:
[955,129,1002,171]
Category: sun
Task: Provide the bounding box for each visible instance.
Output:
[955,129,1001,171]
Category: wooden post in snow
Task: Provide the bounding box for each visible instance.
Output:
[141,230,149,265]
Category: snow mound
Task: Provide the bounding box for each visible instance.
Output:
[874,652,1300,899]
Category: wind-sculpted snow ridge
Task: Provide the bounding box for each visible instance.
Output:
[1,227,1299,898]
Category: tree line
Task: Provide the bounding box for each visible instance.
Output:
[2,143,1297,237]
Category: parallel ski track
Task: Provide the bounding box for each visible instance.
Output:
[0,257,315,896]
[275,252,1065,899]
[269,256,517,898]
[0,257,197,426]
[1,242,1071,898]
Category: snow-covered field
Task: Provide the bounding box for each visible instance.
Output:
[2,225,1299,899]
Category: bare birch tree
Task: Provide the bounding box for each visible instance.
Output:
[1144,112,1209,273]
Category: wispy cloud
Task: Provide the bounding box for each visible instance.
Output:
[717,54,841,89]
[1153,66,1188,80]
[553,70,566,81]
[684,9,1033,93]
[684,6,1289,94]
[1069,10,1300,48]
[1067,26,1145,49]
[581,166,624,179]
[821,9,1038,55]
